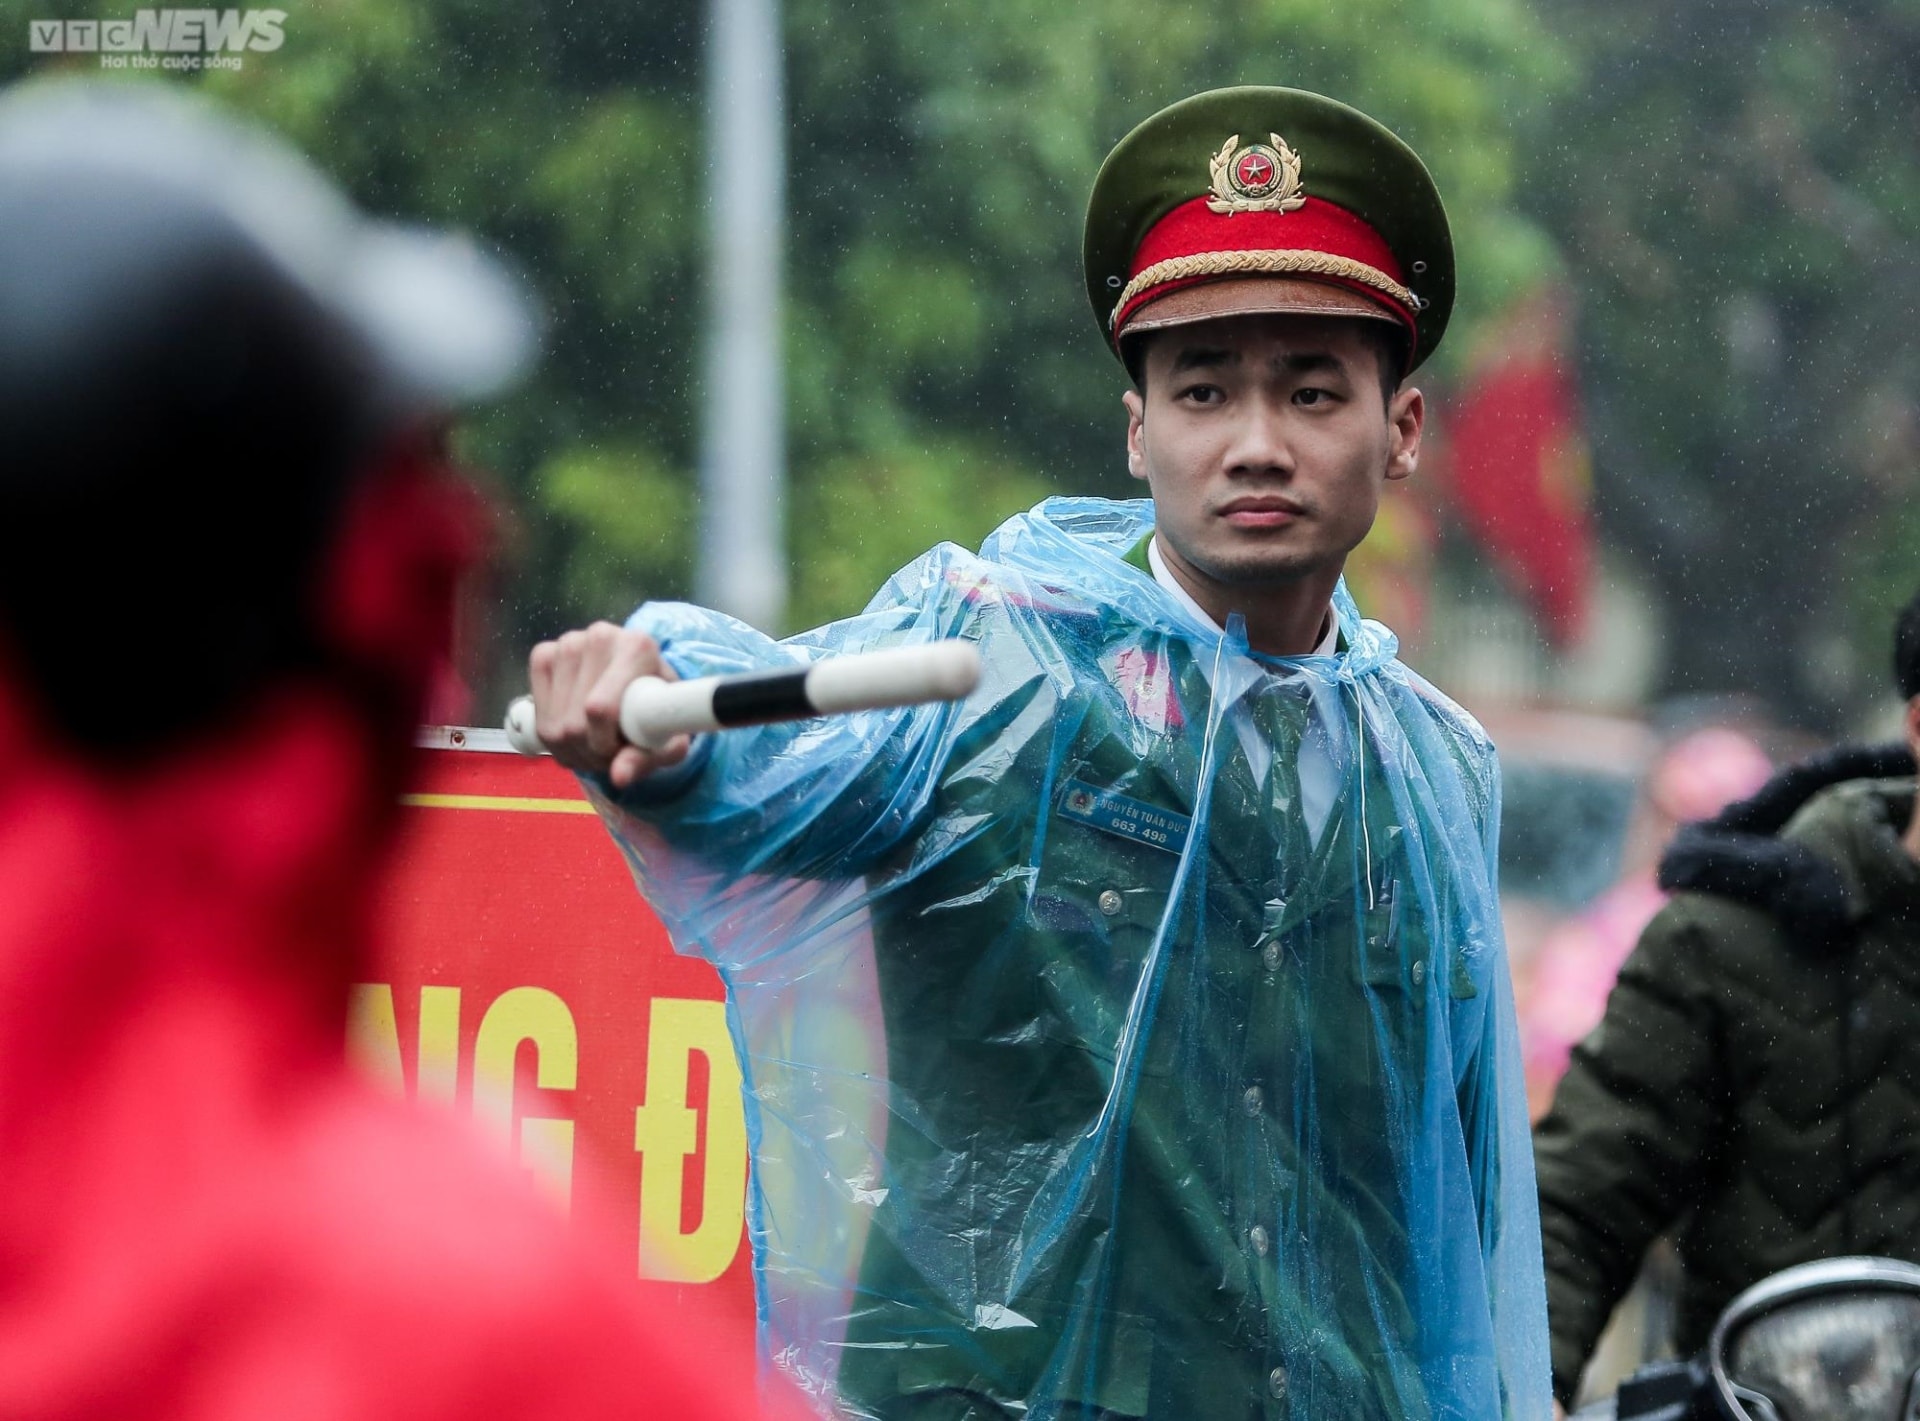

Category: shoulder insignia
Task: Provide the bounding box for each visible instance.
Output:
[943,567,1097,619]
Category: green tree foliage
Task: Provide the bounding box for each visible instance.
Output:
[0,0,1563,712]
[1520,0,1920,726]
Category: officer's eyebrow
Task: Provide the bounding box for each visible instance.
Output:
[1167,347,1350,376]
[1272,351,1343,377]
[1168,345,1237,374]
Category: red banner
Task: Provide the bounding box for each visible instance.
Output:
[354,735,757,1362]
[1441,287,1594,648]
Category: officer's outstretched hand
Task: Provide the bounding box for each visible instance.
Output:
[528,622,690,789]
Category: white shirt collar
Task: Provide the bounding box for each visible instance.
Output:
[1147,535,1337,656]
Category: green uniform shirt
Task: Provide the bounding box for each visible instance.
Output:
[837,638,1448,1418]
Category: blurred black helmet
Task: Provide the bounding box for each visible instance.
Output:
[0,79,535,755]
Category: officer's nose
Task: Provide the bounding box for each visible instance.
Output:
[1220,394,1295,479]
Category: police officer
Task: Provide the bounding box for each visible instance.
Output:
[535,87,1548,1420]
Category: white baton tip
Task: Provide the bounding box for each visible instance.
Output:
[806,640,982,714]
[503,696,546,756]
[923,640,982,699]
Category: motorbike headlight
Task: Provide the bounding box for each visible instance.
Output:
[1711,1258,1920,1421]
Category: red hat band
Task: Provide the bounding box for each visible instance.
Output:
[1111,196,1420,343]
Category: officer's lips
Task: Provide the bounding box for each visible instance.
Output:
[1218,495,1307,529]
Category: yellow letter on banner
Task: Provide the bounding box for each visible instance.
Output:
[346,984,461,1104]
[632,998,748,1283]
[346,984,403,1093]
[416,985,462,1106]
[473,987,578,1213]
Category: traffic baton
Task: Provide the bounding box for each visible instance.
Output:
[503,640,981,756]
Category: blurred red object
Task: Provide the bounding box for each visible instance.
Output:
[0,691,801,1420]
[1442,288,1593,648]
[0,76,802,1421]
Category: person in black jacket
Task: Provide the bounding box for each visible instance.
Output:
[1534,589,1920,1409]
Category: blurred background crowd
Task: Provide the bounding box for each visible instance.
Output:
[5,0,1916,1402]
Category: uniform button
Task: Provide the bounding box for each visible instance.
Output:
[1098,889,1123,916]
[1268,1365,1289,1399]
[1248,1225,1270,1256]
[1410,959,1426,987]
[1242,1084,1264,1115]
[1260,941,1283,972]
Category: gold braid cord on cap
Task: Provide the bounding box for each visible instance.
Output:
[1110,249,1417,330]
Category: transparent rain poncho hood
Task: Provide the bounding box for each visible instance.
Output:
[588,498,1549,1420]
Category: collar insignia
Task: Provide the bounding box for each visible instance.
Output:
[1207,133,1306,215]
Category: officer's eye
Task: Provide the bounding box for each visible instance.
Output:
[1293,387,1339,407]
[1176,382,1225,406]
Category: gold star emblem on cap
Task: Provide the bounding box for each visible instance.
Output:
[1207,134,1306,215]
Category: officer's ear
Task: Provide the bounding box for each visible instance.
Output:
[1122,387,1148,483]
[1903,694,1920,766]
[1120,334,1152,482]
[1384,386,1424,483]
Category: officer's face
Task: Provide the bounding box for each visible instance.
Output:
[1122,313,1422,603]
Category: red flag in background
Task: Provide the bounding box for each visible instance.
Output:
[1440,289,1594,647]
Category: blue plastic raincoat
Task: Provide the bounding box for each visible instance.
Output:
[588,498,1549,1420]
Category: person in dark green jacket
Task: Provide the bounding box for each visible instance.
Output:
[1535,589,1920,1409]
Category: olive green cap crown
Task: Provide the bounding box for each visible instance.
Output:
[1083,86,1455,371]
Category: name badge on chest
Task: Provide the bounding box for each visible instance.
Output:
[1058,778,1192,856]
